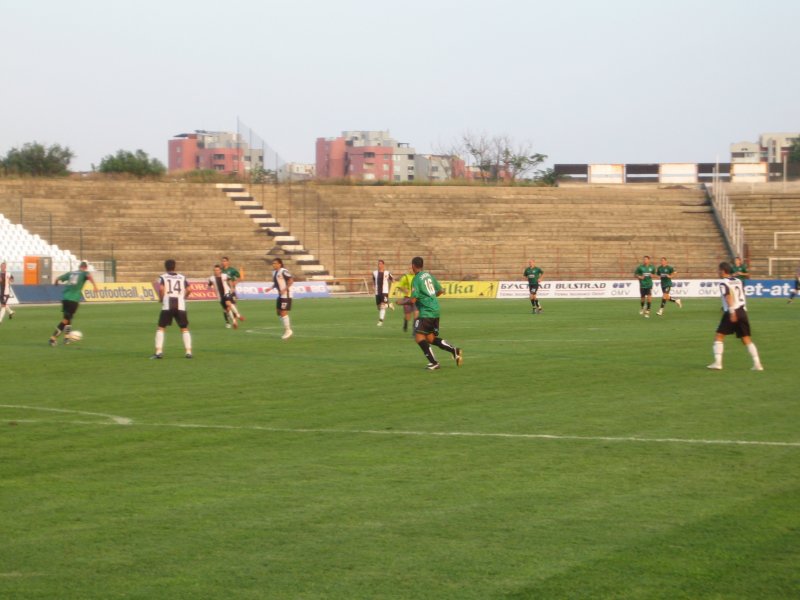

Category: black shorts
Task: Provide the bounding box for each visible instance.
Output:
[62,300,80,320]
[662,286,671,295]
[158,308,189,329]
[528,283,539,295]
[716,308,751,338]
[1,294,9,305]
[414,317,440,336]
[375,294,389,306]
[219,293,234,309]
[276,298,292,313]
[639,286,653,298]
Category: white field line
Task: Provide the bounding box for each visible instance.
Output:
[0,405,132,425]
[243,327,608,343]
[2,410,799,448]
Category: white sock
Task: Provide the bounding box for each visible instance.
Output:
[712,341,723,366]
[231,305,240,317]
[746,343,761,367]
[0,308,5,322]
[155,330,165,353]
[379,308,386,321]
[281,315,291,331]
[182,331,192,353]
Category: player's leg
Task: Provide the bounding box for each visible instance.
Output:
[50,302,76,345]
[278,299,293,339]
[736,312,762,369]
[414,319,438,368]
[529,290,536,313]
[179,312,192,358]
[707,332,725,369]
[225,300,238,329]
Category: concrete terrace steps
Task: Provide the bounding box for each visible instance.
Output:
[0,180,281,281]
[255,184,725,280]
[214,183,329,278]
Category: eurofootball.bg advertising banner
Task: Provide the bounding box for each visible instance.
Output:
[82,282,158,302]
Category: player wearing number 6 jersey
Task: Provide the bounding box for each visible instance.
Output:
[708,261,763,371]
[152,259,192,359]
[408,256,462,371]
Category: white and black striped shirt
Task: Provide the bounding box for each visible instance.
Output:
[373,270,393,295]
[719,276,746,312]
[159,272,188,311]
[273,267,293,299]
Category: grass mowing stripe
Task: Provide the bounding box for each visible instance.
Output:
[6,415,800,448]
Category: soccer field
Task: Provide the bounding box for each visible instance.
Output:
[1,298,798,599]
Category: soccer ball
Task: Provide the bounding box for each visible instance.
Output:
[67,330,83,342]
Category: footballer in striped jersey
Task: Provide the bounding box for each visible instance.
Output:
[208,264,238,328]
[708,261,763,371]
[372,259,394,326]
[266,258,294,340]
[152,259,192,359]
[0,261,14,323]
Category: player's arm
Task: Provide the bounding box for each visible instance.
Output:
[86,273,99,293]
[157,280,165,302]
[726,291,738,322]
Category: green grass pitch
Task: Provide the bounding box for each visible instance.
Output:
[1,297,798,599]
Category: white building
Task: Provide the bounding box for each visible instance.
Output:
[730,132,799,164]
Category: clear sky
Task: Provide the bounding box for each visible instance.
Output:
[1,0,797,171]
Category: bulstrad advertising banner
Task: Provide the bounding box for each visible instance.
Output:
[496,280,795,299]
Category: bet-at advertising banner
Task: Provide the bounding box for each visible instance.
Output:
[495,279,795,299]
[82,282,158,302]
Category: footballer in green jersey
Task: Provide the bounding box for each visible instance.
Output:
[655,257,683,316]
[220,256,245,323]
[523,259,544,314]
[49,261,98,346]
[634,256,656,317]
[407,256,463,371]
[731,256,749,282]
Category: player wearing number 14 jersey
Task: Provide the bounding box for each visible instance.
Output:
[152,259,193,359]
[707,261,763,371]
[408,256,462,371]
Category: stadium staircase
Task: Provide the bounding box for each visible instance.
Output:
[214,183,331,282]
[724,183,800,277]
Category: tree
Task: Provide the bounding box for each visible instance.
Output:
[95,149,166,177]
[788,136,800,163]
[534,168,562,186]
[441,133,547,183]
[1,142,74,176]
